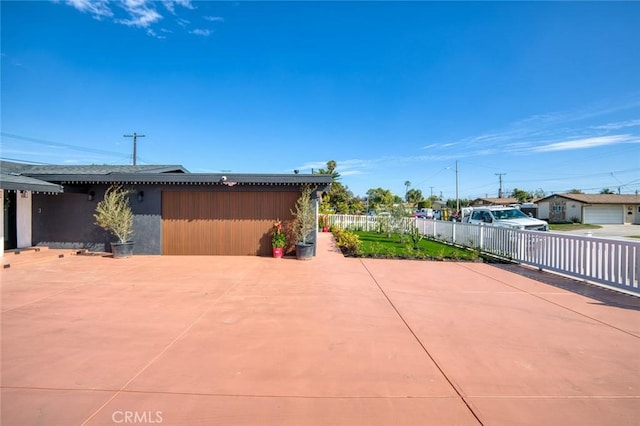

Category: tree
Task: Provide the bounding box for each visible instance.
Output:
[349,197,365,214]
[404,180,411,201]
[328,182,352,213]
[366,187,395,211]
[406,188,423,205]
[567,189,584,194]
[316,160,358,213]
[317,160,341,181]
[446,198,471,209]
[600,188,615,194]
[531,188,546,198]
[511,188,532,203]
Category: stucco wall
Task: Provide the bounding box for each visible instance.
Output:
[625,204,640,224]
[538,202,550,221]
[566,202,582,222]
[32,185,162,254]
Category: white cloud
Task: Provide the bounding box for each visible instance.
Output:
[421,143,438,150]
[61,0,196,35]
[530,135,639,152]
[204,16,225,22]
[176,18,191,27]
[146,28,166,39]
[65,0,113,19]
[173,0,194,8]
[591,119,640,130]
[428,98,640,158]
[117,1,162,28]
[162,0,194,14]
[190,28,212,37]
[295,159,374,175]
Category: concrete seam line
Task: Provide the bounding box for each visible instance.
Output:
[79,281,242,426]
[459,263,640,340]
[358,259,485,426]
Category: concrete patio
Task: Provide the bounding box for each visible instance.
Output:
[1,233,638,425]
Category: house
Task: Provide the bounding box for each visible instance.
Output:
[1,161,332,256]
[0,166,64,256]
[537,193,640,224]
[470,197,519,207]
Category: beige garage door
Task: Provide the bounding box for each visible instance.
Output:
[162,190,299,255]
[583,206,624,224]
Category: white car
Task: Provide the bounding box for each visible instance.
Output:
[468,206,548,231]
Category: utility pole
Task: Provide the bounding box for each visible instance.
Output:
[455,160,460,213]
[495,173,506,198]
[429,186,434,198]
[124,132,146,166]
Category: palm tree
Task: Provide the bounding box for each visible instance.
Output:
[404,180,411,202]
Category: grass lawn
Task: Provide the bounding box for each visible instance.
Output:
[353,231,478,261]
[549,223,602,231]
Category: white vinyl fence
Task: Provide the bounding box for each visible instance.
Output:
[330,215,639,296]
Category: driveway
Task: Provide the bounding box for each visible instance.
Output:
[552,223,640,241]
[1,234,639,425]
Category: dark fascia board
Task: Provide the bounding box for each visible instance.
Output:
[24,172,333,189]
[0,174,63,193]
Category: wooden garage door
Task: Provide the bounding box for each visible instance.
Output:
[162,191,299,255]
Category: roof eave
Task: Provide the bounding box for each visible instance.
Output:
[0,178,63,194]
[24,173,332,188]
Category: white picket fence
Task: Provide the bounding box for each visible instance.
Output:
[329,214,640,296]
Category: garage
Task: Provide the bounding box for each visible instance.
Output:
[583,206,624,224]
[162,190,301,255]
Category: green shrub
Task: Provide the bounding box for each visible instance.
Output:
[408,226,423,249]
[333,229,361,255]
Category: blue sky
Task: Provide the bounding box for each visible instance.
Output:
[2,1,639,200]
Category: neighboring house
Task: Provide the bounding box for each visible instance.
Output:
[537,193,640,224]
[470,197,519,207]
[1,161,331,256]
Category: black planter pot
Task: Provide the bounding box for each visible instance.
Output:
[295,242,314,260]
[110,241,134,258]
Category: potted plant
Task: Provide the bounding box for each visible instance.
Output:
[291,184,316,260]
[94,184,134,258]
[320,214,330,232]
[271,219,286,258]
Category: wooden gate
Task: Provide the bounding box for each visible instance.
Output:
[162,190,299,255]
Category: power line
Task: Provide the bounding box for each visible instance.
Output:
[1,131,129,159]
[0,157,52,165]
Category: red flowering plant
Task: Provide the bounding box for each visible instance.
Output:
[272,219,286,248]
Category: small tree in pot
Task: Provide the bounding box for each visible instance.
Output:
[94,184,134,258]
[291,184,316,260]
